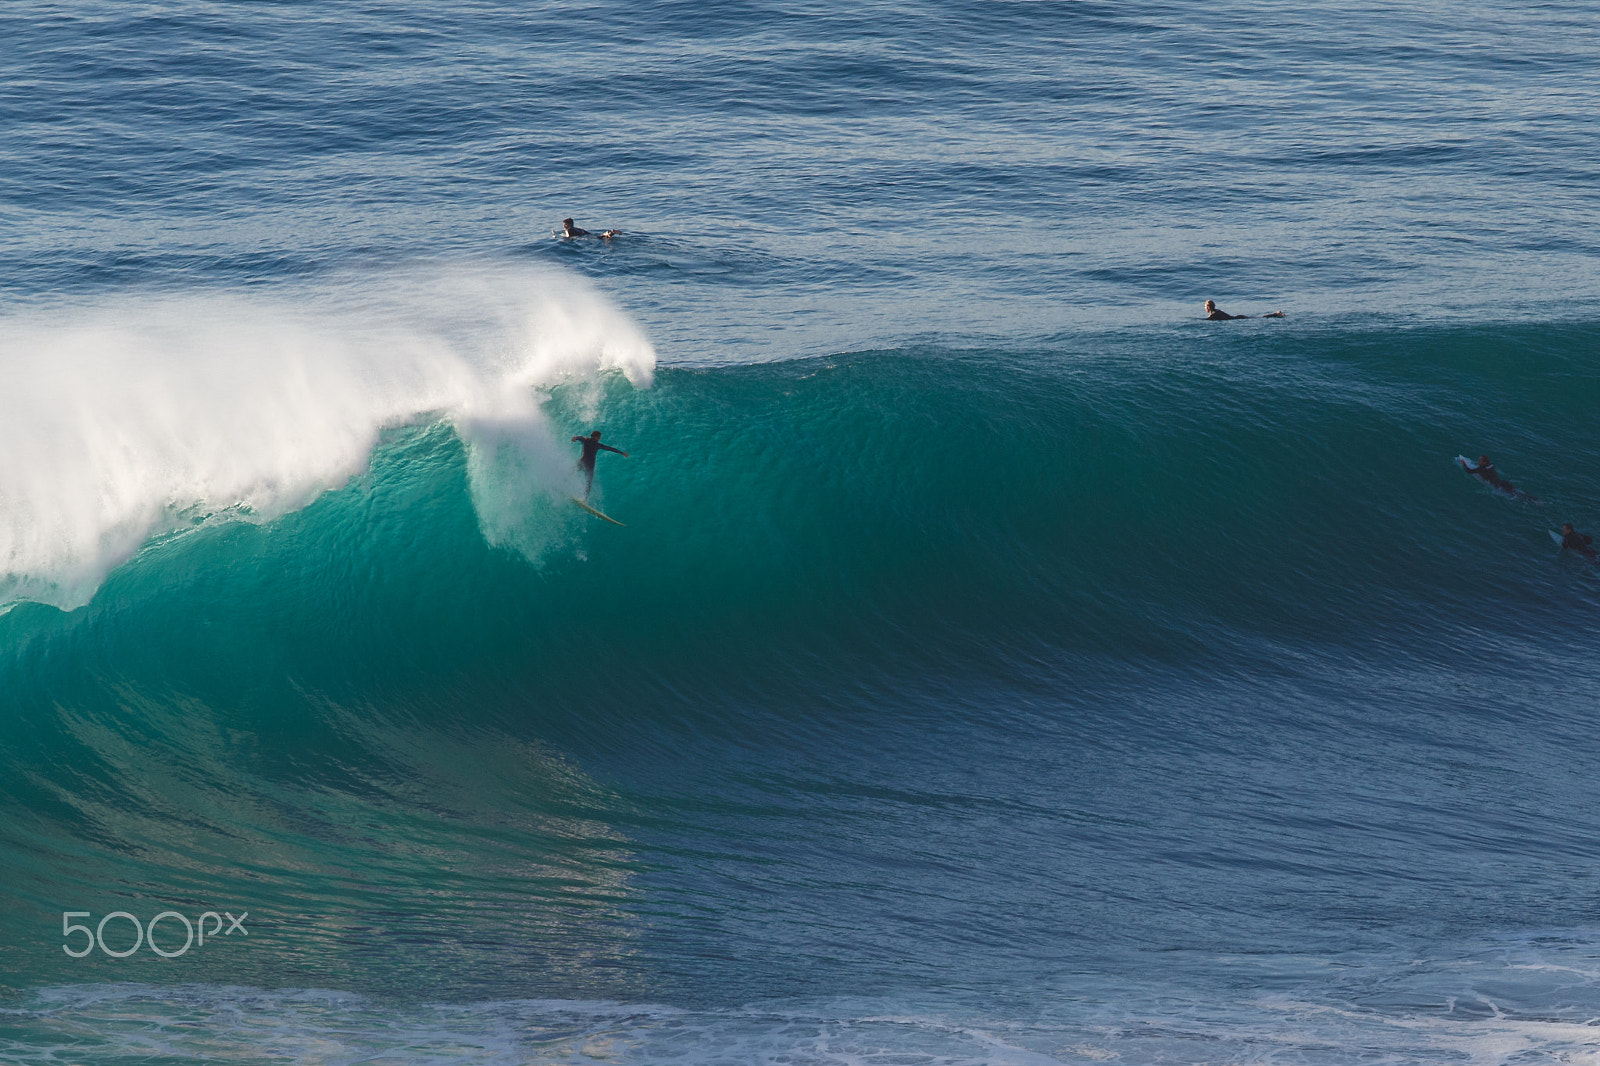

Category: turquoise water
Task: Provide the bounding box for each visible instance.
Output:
[4,2,1600,1063]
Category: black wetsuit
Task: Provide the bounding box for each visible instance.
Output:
[573,435,624,494]
[1205,308,1246,320]
[1563,530,1598,560]
[1475,464,1516,493]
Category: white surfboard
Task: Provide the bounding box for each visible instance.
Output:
[571,497,625,526]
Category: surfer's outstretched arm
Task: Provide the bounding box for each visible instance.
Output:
[598,443,629,457]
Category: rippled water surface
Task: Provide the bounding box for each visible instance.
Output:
[3,1,1600,1063]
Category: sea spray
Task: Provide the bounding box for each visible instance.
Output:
[0,266,655,610]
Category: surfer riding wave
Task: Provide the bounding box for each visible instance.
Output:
[572,429,628,498]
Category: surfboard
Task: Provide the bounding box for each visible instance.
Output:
[571,497,625,526]
[1551,530,1566,547]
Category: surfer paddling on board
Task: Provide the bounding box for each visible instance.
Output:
[1560,523,1598,560]
[1461,454,1534,500]
[561,217,618,239]
[572,430,628,498]
[1204,300,1284,320]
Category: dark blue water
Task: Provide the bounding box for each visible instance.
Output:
[4,2,1600,1063]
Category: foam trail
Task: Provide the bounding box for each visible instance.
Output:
[0,265,655,609]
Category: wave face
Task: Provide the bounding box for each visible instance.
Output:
[8,0,1600,1058]
[5,318,1600,1053]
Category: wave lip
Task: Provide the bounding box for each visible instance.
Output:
[0,265,654,610]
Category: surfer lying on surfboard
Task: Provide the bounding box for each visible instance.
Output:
[1459,454,1536,501]
[560,217,618,239]
[1204,300,1284,320]
[1559,523,1598,560]
[572,429,628,498]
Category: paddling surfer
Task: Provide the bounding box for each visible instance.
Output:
[1560,523,1598,560]
[572,430,628,497]
[561,217,618,239]
[1204,300,1284,320]
[1465,455,1530,498]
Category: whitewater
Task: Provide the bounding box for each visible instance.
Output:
[0,269,654,608]
[4,1,1600,1064]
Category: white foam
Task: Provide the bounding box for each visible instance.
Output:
[15,974,1600,1066]
[0,265,655,609]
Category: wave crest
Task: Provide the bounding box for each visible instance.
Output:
[0,265,655,609]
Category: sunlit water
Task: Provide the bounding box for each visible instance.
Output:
[3,1,1600,1062]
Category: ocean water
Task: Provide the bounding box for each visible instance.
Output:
[4,1,1600,1063]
